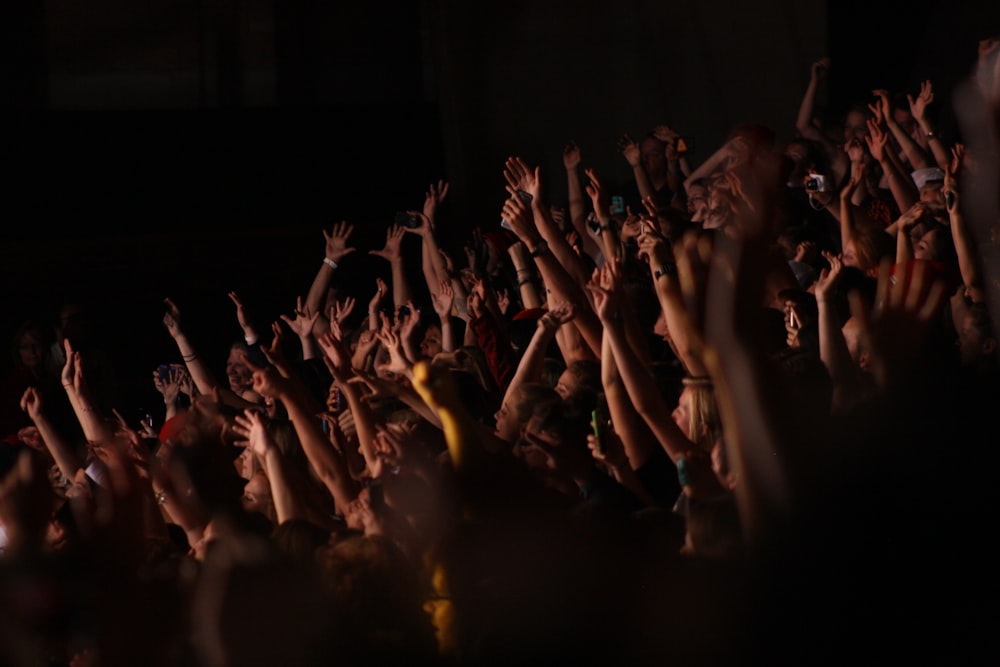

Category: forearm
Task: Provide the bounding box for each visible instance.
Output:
[631,164,655,202]
[950,211,984,294]
[439,320,456,354]
[795,79,824,139]
[263,449,307,523]
[280,390,359,509]
[817,301,857,390]
[606,323,689,461]
[533,203,592,286]
[501,328,556,406]
[895,226,914,264]
[916,119,951,170]
[531,248,602,356]
[170,332,219,395]
[337,376,380,474]
[886,119,930,170]
[390,263,411,310]
[601,334,655,470]
[305,262,336,318]
[878,156,919,213]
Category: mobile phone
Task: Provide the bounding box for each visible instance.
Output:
[945,191,956,210]
[591,398,611,455]
[675,137,689,154]
[610,195,625,216]
[157,365,172,382]
[394,211,421,229]
[805,174,828,192]
[515,189,534,204]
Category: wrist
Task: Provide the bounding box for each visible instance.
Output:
[323,257,339,270]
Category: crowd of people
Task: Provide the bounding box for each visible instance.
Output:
[1,37,998,666]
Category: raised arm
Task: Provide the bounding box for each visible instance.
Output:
[865,118,919,214]
[795,57,832,142]
[907,80,951,171]
[245,350,361,514]
[234,409,306,524]
[943,148,986,304]
[563,140,602,261]
[304,221,357,337]
[20,386,82,484]
[874,88,930,171]
[500,177,603,358]
[368,224,411,309]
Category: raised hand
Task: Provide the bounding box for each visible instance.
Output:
[227,291,255,334]
[162,298,183,337]
[537,301,575,334]
[279,296,320,339]
[907,80,934,122]
[330,295,356,328]
[316,329,353,380]
[617,133,641,167]
[422,180,450,228]
[810,56,831,82]
[864,119,888,162]
[369,224,405,262]
[232,409,274,460]
[562,140,582,170]
[813,251,844,304]
[324,220,357,264]
[503,155,542,202]
[584,167,610,218]
[500,185,538,243]
[431,280,455,319]
[261,321,289,369]
[585,260,623,325]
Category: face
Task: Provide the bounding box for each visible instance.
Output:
[241,471,272,516]
[842,239,859,270]
[554,369,577,400]
[919,183,944,207]
[16,331,45,369]
[844,110,869,143]
[226,347,254,394]
[841,317,870,371]
[671,387,694,440]
[913,228,940,261]
[493,399,521,443]
[687,184,709,220]
[955,310,985,366]
[420,325,443,359]
[640,137,667,177]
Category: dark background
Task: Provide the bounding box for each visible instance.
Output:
[1,0,996,422]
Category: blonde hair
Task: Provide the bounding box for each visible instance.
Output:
[681,376,722,452]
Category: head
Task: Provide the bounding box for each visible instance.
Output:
[841,316,871,372]
[493,383,561,444]
[912,223,955,264]
[686,179,710,222]
[553,359,601,405]
[842,103,872,144]
[11,321,50,372]
[640,134,669,179]
[226,341,255,396]
[842,224,895,276]
[955,301,998,368]
[419,323,443,359]
[672,377,722,453]
[241,469,275,523]
[912,167,946,207]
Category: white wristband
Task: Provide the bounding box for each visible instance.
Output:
[323,257,338,269]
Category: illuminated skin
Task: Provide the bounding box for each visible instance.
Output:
[16,330,45,371]
[225,345,254,395]
[419,324,443,360]
[686,182,709,222]
[671,387,694,440]
[241,470,273,517]
[493,397,521,442]
[843,109,869,143]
